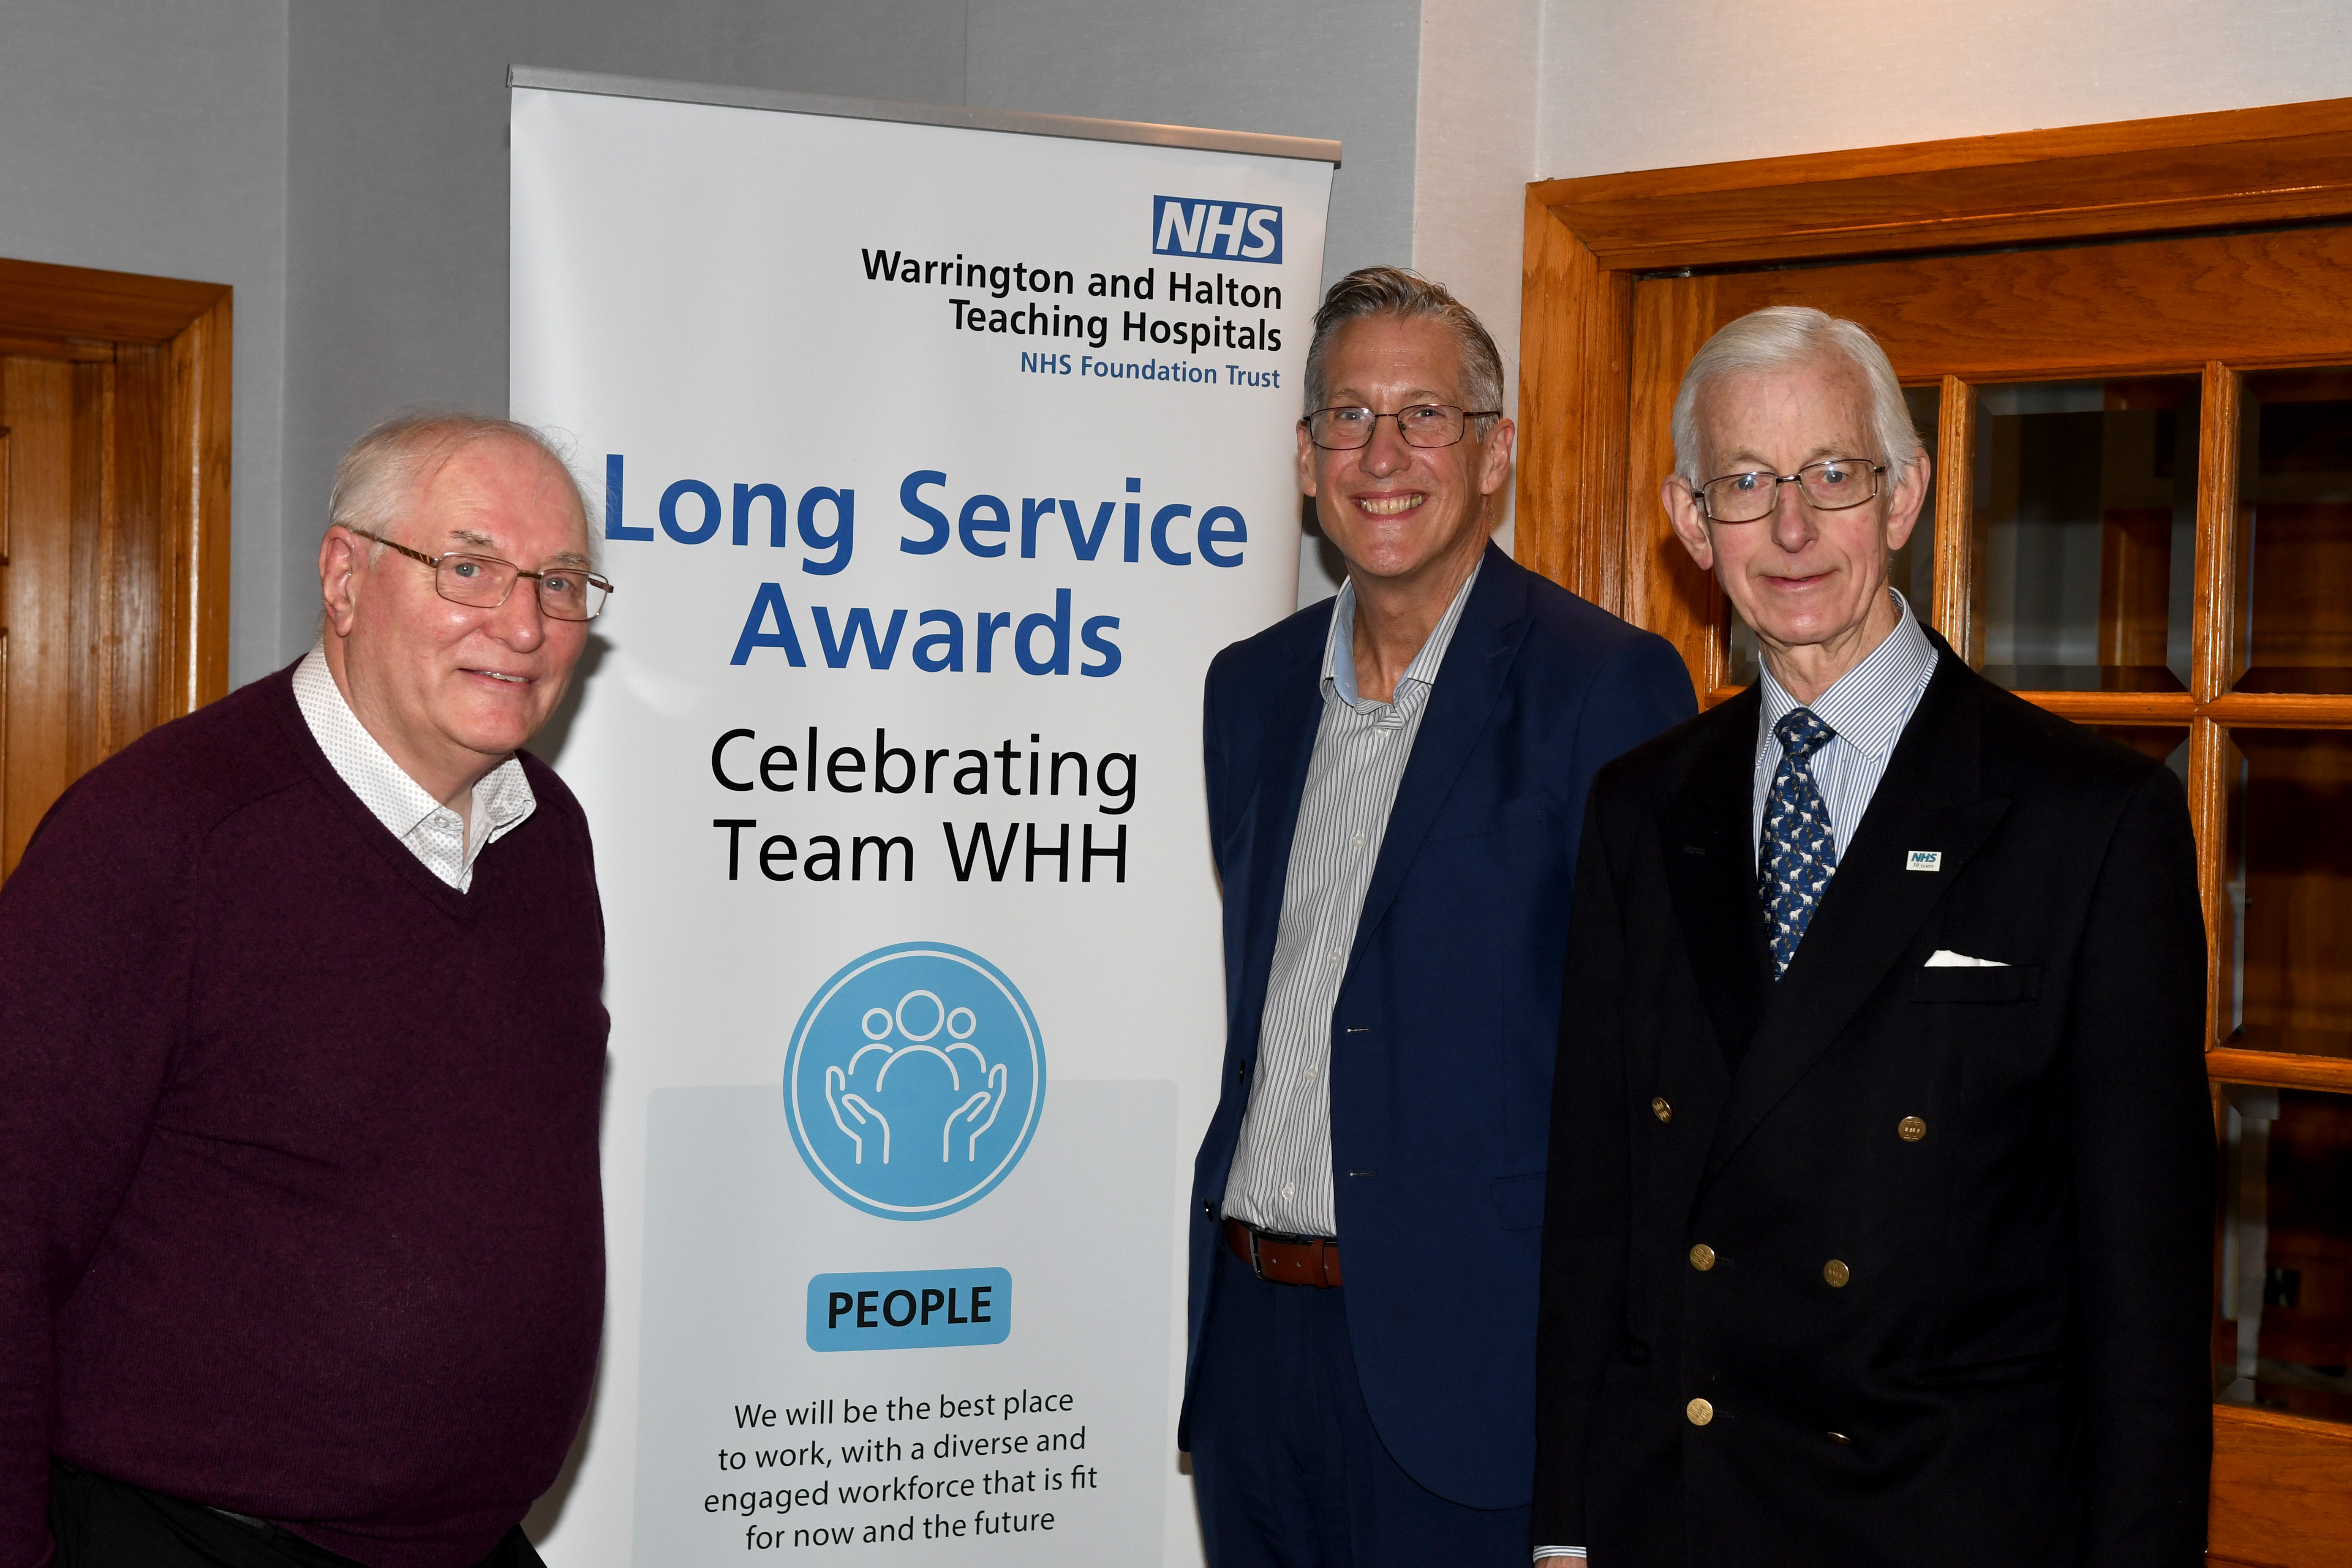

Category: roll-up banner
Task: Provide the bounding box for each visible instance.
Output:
[509,69,1336,1565]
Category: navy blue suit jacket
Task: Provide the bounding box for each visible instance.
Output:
[1179,545,1696,1508]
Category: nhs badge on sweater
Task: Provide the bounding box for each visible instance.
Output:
[784,942,1046,1220]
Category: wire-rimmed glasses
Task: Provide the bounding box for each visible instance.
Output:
[348,528,614,621]
[1303,403,1502,450]
[1693,458,1886,523]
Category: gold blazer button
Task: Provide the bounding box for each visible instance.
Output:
[1824,1258,1851,1288]
[1898,1116,1927,1142]
[1689,1243,1717,1271]
[1686,1398,1714,1426]
[1652,1097,1673,1124]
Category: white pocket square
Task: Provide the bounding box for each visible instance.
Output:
[1926,949,2007,968]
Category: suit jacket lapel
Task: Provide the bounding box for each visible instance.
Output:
[1229,619,1332,1055]
[1349,547,1530,963]
[1661,689,1775,1067]
[1701,646,2013,1188]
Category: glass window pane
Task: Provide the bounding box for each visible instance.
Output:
[2216,1083,2352,1426]
[2223,728,2352,1059]
[2237,370,2352,693]
[1727,384,1939,689]
[1973,378,2197,692]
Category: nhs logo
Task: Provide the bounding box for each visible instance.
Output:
[1152,196,1283,264]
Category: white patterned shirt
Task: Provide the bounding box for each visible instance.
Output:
[292,646,536,892]
[1220,563,1480,1239]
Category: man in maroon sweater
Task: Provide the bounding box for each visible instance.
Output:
[0,415,615,1568]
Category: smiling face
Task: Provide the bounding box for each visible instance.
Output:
[319,435,593,805]
[1664,352,1928,699]
[1297,314,1514,596]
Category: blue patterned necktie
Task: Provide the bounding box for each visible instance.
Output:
[1761,708,1840,977]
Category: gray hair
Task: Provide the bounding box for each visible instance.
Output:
[1671,306,1925,486]
[1304,266,1505,421]
[327,411,596,566]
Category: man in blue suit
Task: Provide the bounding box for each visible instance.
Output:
[1181,267,1696,1566]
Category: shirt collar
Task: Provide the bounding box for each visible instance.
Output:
[1757,590,1938,760]
[470,756,536,841]
[1322,558,1483,711]
[292,645,536,877]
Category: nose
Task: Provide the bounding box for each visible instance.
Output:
[1356,414,1413,477]
[486,574,550,651]
[1768,476,1816,554]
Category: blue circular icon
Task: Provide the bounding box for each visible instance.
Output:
[784,942,1045,1220]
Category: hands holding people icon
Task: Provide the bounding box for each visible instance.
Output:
[787,942,1045,1220]
[823,988,1009,1166]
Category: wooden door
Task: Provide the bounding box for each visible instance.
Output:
[0,258,233,878]
[1518,100,2352,1566]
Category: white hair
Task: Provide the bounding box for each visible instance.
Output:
[1671,306,1926,487]
[327,411,597,568]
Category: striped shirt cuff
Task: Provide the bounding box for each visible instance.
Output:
[1533,1549,1587,1560]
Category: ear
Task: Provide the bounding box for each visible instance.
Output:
[319,526,365,638]
[1882,451,1930,553]
[1296,419,1318,497]
[1476,416,1516,498]
[1663,477,1715,571]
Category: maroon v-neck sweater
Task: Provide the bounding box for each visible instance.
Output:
[0,668,608,1568]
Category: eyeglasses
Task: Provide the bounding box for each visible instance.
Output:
[1693,458,1886,523]
[347,528,613,621]
[1303,403,1502,450]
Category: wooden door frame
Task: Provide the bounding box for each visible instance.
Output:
[0,256,233,717]
[1514,98,2352,1568]
[1516,95,2352,615]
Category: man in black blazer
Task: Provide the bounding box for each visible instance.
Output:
[1531,306,2213,1565]
[1183,269,1694,1566]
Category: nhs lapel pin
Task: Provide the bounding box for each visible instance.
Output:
[1906,849,1943,872]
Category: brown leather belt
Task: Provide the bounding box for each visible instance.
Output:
[1226,1217,1343,1288]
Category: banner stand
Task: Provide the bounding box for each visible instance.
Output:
[510,67,1336,1566]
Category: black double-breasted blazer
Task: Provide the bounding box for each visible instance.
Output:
[1531,634,2212,1566]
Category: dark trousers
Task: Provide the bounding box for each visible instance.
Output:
[49,1462,544,1568]
[1188,1250,1530,1568]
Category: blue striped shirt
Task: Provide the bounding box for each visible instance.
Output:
[1752,593,1939,871]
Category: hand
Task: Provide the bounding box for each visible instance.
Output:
[946,1062,1008,1161]
[825,1064,890,1165]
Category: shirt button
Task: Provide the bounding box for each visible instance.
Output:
[1898,1116,1927,1142]
[1304,1065,1318,1083]
[1689,1243,1716,1272]
[1328,950,1342,966]
[1353,833,1367,848]
[1281,1182,1296,1201]
[1686,1398,1714,1426]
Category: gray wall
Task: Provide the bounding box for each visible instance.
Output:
[0,0,291,686]
[1538,0,2352,177]
[283,0,1419,662]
